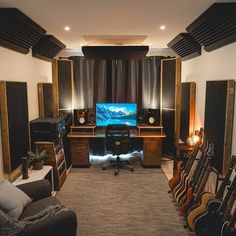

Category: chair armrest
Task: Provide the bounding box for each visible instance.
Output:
[17,179,51,201]
[22,210,77,236]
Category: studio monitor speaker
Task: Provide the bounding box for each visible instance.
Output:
[147,109,160,126]
[186,3,236,52]
[32,35,66,61]
[74,109,87,125]
[137,109,147,125]
[0,8,46,54]
[167,33,201,60]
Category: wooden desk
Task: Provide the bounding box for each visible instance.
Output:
[67,132,166,168]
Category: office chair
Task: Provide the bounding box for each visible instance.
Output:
[102,124,134,175]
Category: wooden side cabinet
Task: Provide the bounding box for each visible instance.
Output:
[71,138,90,167]
[142,138,162,167]
[35,141,67,190]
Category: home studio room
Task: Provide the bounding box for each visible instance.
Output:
[0,1,235,235]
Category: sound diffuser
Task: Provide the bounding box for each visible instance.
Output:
[32,35,66,61]
[186,3,236,52]
[0,8,46,54]
[82,46,149,59]
[167,33,201,60]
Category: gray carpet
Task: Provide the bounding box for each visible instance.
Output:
[57,162,195,236]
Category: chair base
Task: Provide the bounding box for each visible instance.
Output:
[102,156,134,175]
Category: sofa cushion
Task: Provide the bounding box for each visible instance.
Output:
[0,180,32,220]
[19,196,60,220]
[0,208,24,235]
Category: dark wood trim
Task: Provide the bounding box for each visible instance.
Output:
[0,81,11,173]
[38,83,44,117]
[175,58,181,143]
[189,82,196,136]
[52,59,59,117]
[223,80,235,175]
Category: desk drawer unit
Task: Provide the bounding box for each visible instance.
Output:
[71,138,90,167]
[142,138,162,167]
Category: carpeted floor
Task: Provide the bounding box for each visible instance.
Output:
[57,161,195,236]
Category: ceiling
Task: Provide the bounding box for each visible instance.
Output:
[0,0,234,52]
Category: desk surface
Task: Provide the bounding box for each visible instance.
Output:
[67,132,166,138]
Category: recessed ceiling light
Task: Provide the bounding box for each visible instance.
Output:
[64,26,70,31]
[80,43,84,46]
[160,25,166,30]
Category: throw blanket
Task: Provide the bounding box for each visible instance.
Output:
[0,204,68,236]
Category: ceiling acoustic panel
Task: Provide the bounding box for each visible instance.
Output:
[0,8,46,54]
[82,46,149,60]
[186,3,236,52]
[167,33,201,60]
[32,35,66,61]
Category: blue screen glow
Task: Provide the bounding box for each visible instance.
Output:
[96,103,137,127]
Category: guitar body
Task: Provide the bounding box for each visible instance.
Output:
[169,161,183,190]
[175,177,190,204]
[221,221,236,236]
[173,171,187,198]
[179,187,194,216]
[194,200,221,235]
[187,192,215,230]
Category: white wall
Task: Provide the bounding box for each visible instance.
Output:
[0,47,52,179]
[182,42,236,154]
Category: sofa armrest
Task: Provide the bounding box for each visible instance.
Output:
[22,210,77,236]
[17,179,51,201]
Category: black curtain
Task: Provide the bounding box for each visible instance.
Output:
[72,56,162,109]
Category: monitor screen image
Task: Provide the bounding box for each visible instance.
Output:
[96,103,137,127]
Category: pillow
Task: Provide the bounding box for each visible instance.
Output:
[0,180,32,220]
[0,208,23,236]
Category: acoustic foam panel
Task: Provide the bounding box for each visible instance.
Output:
[186,3,236,52]
[82,46,149,60]
[167,33,201,60]
[0,81,30,174]
[38,83,54,117]
[32,35,66,61]
[204,80,235,175]
[0,8,46,54]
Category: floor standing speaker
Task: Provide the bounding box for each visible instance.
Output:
[0,81,30,174]
[204,80,235,175]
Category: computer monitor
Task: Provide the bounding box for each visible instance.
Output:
[96,103,137,127]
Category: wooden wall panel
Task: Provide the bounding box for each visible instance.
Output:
[0,81,30,174]
[180,82,196,143]
[161,58,181,157]
[52,59,73,117]
[38,83,53,117]
[204,80,235,175]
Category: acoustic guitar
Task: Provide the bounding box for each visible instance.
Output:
[194,174,236,236]
[179,143,214,217]
[221,207,236,236]
[187,156,236,230]
[174,139,209,204]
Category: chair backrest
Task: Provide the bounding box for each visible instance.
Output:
[105,124,130,155]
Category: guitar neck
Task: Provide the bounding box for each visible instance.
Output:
[185,146,199,173]
[222,190,236,223]
[219,175,236,213]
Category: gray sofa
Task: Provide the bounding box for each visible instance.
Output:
[17,179,77,236]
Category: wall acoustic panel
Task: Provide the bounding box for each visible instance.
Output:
[32,35,66,62]
[52,60,73,116]
[180,82,196,143]
[186,3,236,52]
[0,81,30,174]
[167,33,201,60]
[204,80,235,175]
[161,58,181,157]
[0,8,46,54]
[38,83,53,117]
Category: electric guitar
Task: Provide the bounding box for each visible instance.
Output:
[179,143,214,217]
[221,207,236,236]
[194,174,236,236]
[187,156,236,230]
